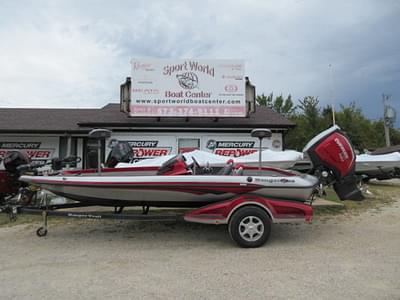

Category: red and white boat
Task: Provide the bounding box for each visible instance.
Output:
[3,126,363,247]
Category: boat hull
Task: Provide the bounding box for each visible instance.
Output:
[20,174,318,208]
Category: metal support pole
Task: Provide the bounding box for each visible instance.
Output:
[258,137,262,174]
[97,139,102,174]
[66,134,72,169]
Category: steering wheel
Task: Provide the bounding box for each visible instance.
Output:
[191,156,201,174]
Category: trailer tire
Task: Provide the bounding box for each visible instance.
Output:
[228,206,271,248]
[36,227,47,237]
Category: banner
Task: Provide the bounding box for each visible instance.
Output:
[127,140,172,161]
[130,59,246,117]
[0,142,55,160]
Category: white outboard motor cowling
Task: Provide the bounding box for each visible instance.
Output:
[304,126,364,201]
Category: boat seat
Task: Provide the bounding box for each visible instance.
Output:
[217,163,234,175]
[234,166,244,176]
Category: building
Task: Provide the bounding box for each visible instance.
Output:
[0,103,294,169]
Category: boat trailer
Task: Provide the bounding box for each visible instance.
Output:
[0,191,313,248]
[1,201,182,237]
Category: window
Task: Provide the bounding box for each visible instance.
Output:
[59,137,77,158]
[178,138,200,153]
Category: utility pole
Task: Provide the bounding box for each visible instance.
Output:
[382,94,391,147]
[328,64,336,125]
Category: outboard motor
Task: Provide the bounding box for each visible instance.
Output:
[0,151,32,202]
[3,151,31,175]
[304,125,364,201]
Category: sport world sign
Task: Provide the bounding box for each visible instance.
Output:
[130,59,246,117]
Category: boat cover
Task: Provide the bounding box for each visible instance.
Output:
[116,149,303,169]
[356,152,400,163]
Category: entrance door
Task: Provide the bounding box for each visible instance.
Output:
[178,138,200,153]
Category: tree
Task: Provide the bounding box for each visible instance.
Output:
[256,93,273,107]
[256,93,296,117]
[258,92,400,151]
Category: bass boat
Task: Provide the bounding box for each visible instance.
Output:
[1,125,363,247]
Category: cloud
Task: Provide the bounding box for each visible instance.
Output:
[0,0,399,124]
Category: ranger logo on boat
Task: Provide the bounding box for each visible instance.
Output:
[254,178,295,183]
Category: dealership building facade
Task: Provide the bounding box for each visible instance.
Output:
[0,103,294,169]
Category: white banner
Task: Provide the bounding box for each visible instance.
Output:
[130,59,246,117]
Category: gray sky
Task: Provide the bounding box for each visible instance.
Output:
[0,0,399,125]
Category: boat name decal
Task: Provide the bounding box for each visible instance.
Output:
[254,178,295,183]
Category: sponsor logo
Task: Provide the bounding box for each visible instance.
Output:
[176,72,199,89]
[132,62,153,71]
[0,149,54,160]
[222,75,243,80]
[254,178,295,183]
[0,142,41,149]
[206,139,217,151]
[128,141,158,147]
[224,84,238,92]
[132,88,159,94]
[214,149,257,157]
[207,140,255,149]
[125,141,172,159]
[133,148,171,158]
[206,140,257,157]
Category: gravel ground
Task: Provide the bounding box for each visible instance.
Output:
[0,198,399,300]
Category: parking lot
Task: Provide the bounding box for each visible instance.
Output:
[0,186,399,300]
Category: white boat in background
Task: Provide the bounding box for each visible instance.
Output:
[355,152,400,180]
[117,149,303,170]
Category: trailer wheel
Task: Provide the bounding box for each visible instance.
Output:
[36,227,48,237]
[228,206,271,248]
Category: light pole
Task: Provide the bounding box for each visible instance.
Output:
[382,94,396,147]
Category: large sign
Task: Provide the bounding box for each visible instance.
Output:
[130,59,246,117]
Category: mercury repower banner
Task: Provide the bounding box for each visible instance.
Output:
[130,59,246,117]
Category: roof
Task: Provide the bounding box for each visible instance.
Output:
[0,103,295,134]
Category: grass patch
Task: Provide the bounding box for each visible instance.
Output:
[314,182,397,219]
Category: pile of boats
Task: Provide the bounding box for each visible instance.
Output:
[0,126,366,247]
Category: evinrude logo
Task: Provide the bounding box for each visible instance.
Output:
[334,138,350,162]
